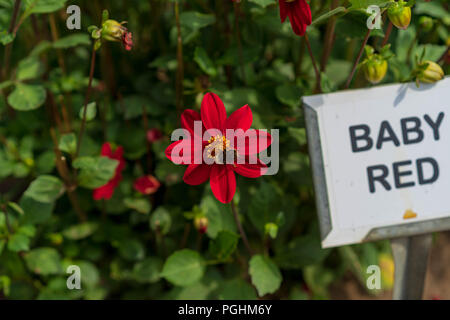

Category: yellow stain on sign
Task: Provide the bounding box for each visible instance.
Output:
[403,209,417,220]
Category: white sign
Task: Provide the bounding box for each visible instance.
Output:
[303,77,450,248]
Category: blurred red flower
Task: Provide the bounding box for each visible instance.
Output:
[122,31,133,51]
[165,92,272,204]
[147,128,164,143]
[93,143,126,200]
[279,0,312,36]
[134,175,161,195]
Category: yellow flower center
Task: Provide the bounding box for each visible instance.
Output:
[205,135,237,164]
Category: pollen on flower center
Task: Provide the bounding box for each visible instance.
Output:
[205,135,237,164]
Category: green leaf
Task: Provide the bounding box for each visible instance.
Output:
[24,247,62,275]
[348,0,391,11]
[58,133,77,155]
[25,0,68,14]
[208,231,239,262]
[73,156,118,189]
[311,6,347,26]
[249,255,282,297]
[77,261,100,288]
[20,195,54,224]
[24,175,64,203]
[0,80,13,90]
[132,257,163,283]
[201,195,236,238]
[194,47,217,76]
[78,102,97,121]
[274,234,331,269]
[248,0,276,8]
[218,278,258,300]
[52,33,91,49]
[275,84,302,109]
[17,57,44,81]
[149,207,171,234]
[117,239,145,261]
[7,84,46,111]
[124,197,151,214]
[161,249,205,287]
[180,12,216,31]
[62,222,98,240]
[7,234,30,252]
[0,31,14,45]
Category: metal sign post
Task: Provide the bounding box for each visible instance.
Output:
[302,78,450,300]
[390,234,432,300]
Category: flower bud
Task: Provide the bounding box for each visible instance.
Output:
[379,253,394,290]
[361,45,389,84]
[417,60,444,84]
[419,16,434,32]
[264,223,279,239]
[194,216,208,234]
[363,58,388,84]
[387,1,411,30]
[101,19,133,51]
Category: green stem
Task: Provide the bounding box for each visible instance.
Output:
[231,199,254,256]
[76,46,97,158]
[344,28,371,89]
[174,2,184,115]
[305,33,322,93]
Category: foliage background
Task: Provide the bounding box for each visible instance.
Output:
[0,0,448,299]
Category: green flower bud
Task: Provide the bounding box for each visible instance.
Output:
[416,60,444,84]
[194,216,208,234]
[361,45,389,84]
[101,19,126,42]
[387,1,411,30]
[419,16,434,32]
[264,223,278,239]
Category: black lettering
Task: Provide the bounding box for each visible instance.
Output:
[401,117,424,145]
[393,160,415,189]
[424,112,445,141]
[349,125,373,153]
[376,121,400,149]
[367,165,391,193]
[417,157,439,185]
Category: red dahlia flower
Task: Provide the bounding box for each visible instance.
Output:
[165,93,272,204]
[279,0,312,36]
[93,143,126,200]
[147,128,164,143]
[134,175,161,195]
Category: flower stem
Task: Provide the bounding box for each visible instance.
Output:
[305,33,322,93]
[233,1,246,85]
[381,21,393,47]
[344,29,371,89]
[231,200,254,256]
[320,0,339,72]
[76,46,96,158]
[50,128,87,222]
[174,1,184,115]
[2,0,21,80]
[438,44,450,64]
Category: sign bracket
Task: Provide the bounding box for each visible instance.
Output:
[391,233,432,300]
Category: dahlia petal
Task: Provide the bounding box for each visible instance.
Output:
[93,179,116,200]
[210,165,236,204]
[279,0,288,22]
[183,164,212,185]
[225,105,253,131]
[201,92,227,131]
[165,139,204,165]
[181,109,203,137]
[235,129,273,155]
[234,159,268,178]
[101,142,112,156]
